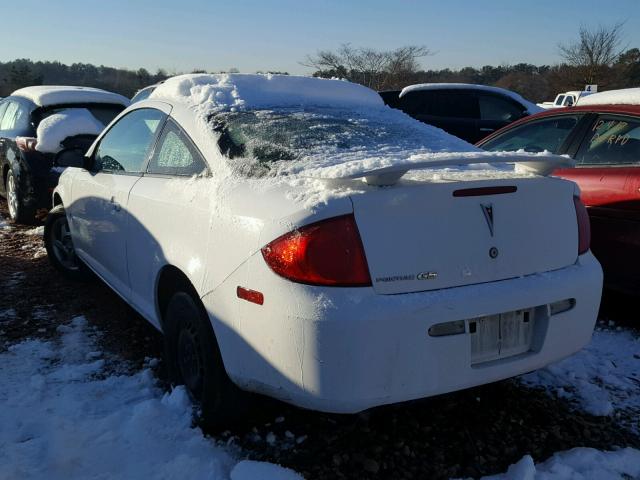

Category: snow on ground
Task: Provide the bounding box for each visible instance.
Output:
[481,447,640,480]
[521,325,640,427]
[24,226,44,236]
[35,108,105,153]
[0,316,302,480]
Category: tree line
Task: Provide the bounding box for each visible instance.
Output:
[0,59,171,98]
[2,23,638,103]
[305,23,639,102]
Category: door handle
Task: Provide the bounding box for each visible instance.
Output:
[479,127,495,132]
[110,196,121,212]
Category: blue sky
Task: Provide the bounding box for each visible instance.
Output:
[3,0,639,74]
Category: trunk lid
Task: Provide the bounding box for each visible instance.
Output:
[351,176,578,294]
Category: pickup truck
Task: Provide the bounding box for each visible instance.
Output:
[538,90,593,109]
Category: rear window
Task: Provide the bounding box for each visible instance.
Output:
[33,104,124,128]
[210,107,475,177]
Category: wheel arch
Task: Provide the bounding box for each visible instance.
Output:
[52,192,63,207]
[155,265,202,331]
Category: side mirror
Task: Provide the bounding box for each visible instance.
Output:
[54,148,86,168]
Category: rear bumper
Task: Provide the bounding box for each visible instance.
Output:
[204,252,602,413]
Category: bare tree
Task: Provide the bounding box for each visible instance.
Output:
[302,44,431,90]
[558,22,626,84]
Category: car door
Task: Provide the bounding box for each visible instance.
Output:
[399,90,480,142]
[477,94,527,140]
[67,107,167,299]
[557,114,640,292]
[125,118,210,327]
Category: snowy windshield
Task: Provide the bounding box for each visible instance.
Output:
[210,107,474,177]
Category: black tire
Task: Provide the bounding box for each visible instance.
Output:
[44,205,88,280]
[5,169,36,224]
[163,291,250,429]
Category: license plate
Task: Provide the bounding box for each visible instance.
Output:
[469,309,534,365]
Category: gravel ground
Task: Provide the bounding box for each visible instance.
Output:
[1,200,638,480]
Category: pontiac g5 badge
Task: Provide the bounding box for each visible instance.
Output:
[481,203,494,236]
[417,272,438,280]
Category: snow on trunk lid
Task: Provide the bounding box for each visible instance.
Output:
[351,176,578,294]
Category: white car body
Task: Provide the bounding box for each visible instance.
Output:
[53,74,602,413]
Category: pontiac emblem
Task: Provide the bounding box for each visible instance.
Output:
[481,203,494,237]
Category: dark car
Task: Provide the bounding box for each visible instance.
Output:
[477,94,640,294]
[380,83,542,144]
[0,86,129,223]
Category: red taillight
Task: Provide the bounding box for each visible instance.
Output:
[16,136,37,152]
[574,196,590,255]
[261,214,372,287]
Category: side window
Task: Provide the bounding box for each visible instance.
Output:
[400,91,480,119]
[399,91,432,115]
[575,116,640,166]
[147,120,207,176]
[0,102,9,129]
[94,108,165,173]
[131,87,155,104]
[479,95,524,122]
[430,92,479,119]
[564,96,575,107]
[0,101,25,131]
[481,115,582,153]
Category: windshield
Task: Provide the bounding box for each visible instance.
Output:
[210,107,474,177]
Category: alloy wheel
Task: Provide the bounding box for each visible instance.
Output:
[6,173,18,219]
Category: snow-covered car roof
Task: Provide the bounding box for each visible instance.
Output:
[11,85,130,108]
[150,73,384,111]
[399,83,542,114]
[576,87,640,107]
[138,74,570,186]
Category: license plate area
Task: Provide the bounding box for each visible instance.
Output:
[470,309,534,365]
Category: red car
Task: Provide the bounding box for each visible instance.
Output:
[478,102,640,294]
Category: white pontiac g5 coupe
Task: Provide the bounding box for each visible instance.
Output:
[45,74,602,426]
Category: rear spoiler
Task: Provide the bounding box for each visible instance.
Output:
[320,153,574,186]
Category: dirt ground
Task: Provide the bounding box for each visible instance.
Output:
[1,199,638,480]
